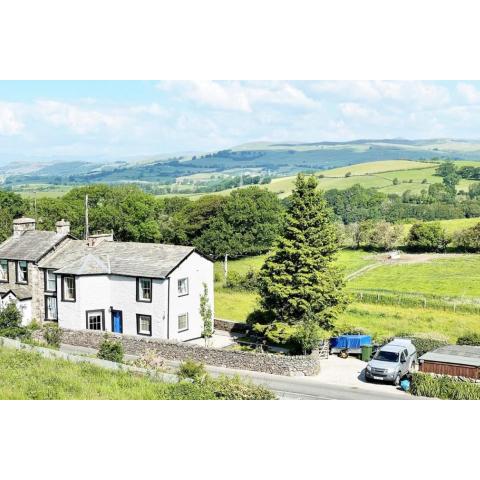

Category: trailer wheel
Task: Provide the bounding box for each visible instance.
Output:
[339,350,349,359]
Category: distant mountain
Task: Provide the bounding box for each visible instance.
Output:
[2,138,480,187]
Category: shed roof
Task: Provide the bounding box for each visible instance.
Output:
[0,284,32,300]
[39,239,197,278]
[0,231,68,261]
[420,345,480,367]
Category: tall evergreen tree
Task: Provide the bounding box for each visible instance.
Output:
[259,174,346,329]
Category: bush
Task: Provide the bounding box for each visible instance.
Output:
[225,268,261,291]
[178,360,207,383]
[453,222,480,252]
[457,332,480,346]
[406,222,448,252]
[208,375,276,400]
[97,335,124,363]
[131,349,165,371]
[292,314,328,355]
[0,302,30,340]
[410,372,480,399]
[394,332,449,356]
[43,323,62,348]
[253,322,297,346]
[246,309,275,326]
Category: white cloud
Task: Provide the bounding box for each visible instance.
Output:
[158,81,319,112]
[35,100,127,134]
[313,81,450,108]
[0,102,24,135]
[457,82,480,104]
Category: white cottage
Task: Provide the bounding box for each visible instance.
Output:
[0,218,214,341]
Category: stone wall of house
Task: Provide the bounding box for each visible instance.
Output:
[34,327,321,376]
[214,318,249,333]
[30,263,45,322]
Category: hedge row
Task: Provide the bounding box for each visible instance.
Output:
[410,372,480,400]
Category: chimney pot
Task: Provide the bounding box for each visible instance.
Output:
[13,217,36,237]
[55,219,70,235]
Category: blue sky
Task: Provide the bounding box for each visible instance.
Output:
[1,80,480,162]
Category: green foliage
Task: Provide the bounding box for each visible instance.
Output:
[395,332,449,356]
[0,302,30,340]
[292,312,328,355]
[245,309,275,326]
[453,222,480,252]
[43,323,62,348]
[225,268,261,291]
[457,332,480,346]
[410,372,480,400]
[178,360,207,382]
[97,335,124,363]
[406,221,448,252]
[254,322,297,345]
[259,174,347,329]
[208,375,276,400]
[194,187,284,258]
[200,283,213,345]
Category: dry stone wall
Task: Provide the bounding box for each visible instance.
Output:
[34,328,321,376]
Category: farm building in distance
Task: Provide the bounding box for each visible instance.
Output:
[419,345,480,379]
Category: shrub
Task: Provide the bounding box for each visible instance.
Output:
[131,349,165,371]
[0,302,30,340]
[43,323,62,348]
[394,332,449,356]
[453,222,480,252]
[406,222,448,252]
[246,309,275,326]
[178,360,207,383]
[292,314,328,355]
[208,375,276,400]
[225,268,261,291]
[457,332,480,346]
[97,335,124,363]
[410,372,480,400]
[253,322,297,346]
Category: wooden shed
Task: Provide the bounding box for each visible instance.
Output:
[419,345,480,379]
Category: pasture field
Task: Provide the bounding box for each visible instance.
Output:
[349,254,480,298]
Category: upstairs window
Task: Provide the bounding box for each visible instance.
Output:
[45,269,57,292]
[16,261,28,284]
[62,275,76,302]
[178,278,189,296]
[0,259,8,282]
[137,277,152,302]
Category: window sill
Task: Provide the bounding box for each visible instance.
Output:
[137,298,152,303]
[61,298,76,303]
[137,331,152,337]
[178,328,189,333]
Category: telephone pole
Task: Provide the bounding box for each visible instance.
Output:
[85,194,89,240]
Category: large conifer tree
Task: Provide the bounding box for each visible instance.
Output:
[259,174,346,329]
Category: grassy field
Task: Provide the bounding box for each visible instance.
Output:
[349,254,480,298]
[338,302,480,342]
[214,249,480,341]
[0,348,218,399]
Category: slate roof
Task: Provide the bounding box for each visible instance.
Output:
[0,284,32,300]
[420,345,480,367]
[0,231,68,261]
[39,240,197,278]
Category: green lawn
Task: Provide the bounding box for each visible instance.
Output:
[338,302,480,343]
[0,348,218,399]
[349,255,480,298]
[214,249,376,321]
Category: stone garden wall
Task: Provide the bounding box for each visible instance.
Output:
[33,328,321,376]
[214,318,249,333]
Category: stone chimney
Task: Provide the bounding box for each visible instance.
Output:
[55,219,70,235]
[87,232,114,247]
[13,217,36,237]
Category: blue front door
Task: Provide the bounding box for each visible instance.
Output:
[112,310,123,333]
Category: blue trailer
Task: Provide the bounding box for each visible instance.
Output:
[330,334,372,358]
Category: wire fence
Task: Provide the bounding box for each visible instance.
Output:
[349,288,480,315]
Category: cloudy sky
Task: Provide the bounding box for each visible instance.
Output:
[1,80,480,162]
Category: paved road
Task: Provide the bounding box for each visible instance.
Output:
[60,344,423,400]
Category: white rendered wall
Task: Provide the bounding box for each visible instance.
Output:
[167,252,214,341]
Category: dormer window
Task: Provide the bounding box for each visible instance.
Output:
[16,261,28,284]
[0,260,8,282]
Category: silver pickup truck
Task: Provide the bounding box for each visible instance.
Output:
[365,338,417,385]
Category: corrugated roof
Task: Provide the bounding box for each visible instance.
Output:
[420,345,480,367]
[40,239,196,278]
[0,231,68,261]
